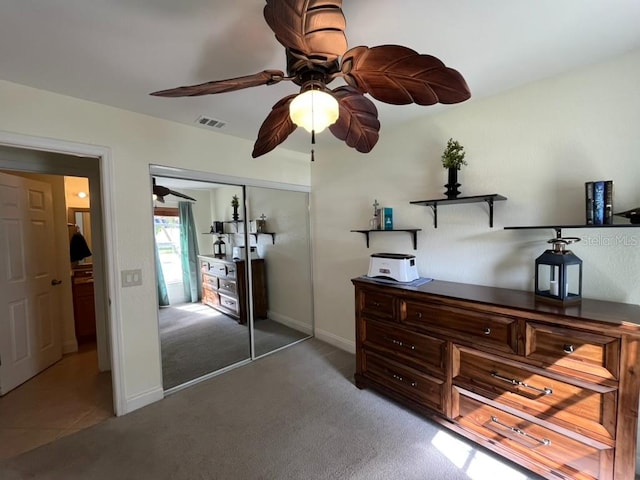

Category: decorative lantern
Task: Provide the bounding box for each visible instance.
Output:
[213,235,226,259]
[256,213,267,233]
[534,237,582,304]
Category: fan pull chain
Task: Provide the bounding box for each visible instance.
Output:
[311,86,316,145]
[311,149,315,162]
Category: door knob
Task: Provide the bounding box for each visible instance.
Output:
[51,279,63,286]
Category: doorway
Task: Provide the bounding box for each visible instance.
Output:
[0,138,121,456]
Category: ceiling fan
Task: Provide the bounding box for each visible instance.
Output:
[152,178,197,203]
[151,0,471,158]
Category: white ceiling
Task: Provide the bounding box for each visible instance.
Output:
[1,1,639,155]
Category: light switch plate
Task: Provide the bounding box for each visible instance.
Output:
[121,269,142,287]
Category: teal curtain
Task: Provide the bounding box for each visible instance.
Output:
[155,239,170,307]
[179,201,200,303]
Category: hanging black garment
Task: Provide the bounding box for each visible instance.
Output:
[70,232,92,262]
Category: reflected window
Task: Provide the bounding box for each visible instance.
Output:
[154,207,182,284]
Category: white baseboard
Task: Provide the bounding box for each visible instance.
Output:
[267,311,313,336]
[314,328,355,354]
[122,386,164,415]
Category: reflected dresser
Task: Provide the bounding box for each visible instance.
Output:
[352,277,640,480]
[199,255,267,324]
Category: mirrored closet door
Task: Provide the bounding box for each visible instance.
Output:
[151,170,313,392]
[245,186,313,357]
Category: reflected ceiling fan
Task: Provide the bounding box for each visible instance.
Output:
[152,178,197,203]
[151,0,471,158]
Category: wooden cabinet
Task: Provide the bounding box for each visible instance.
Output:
[198,255,267,324]
[353,278,640,480]
[71,265,96,344]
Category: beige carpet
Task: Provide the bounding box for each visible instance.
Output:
[159,302,309,389]
[0,339,544,480]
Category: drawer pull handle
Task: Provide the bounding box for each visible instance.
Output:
[563,344,575,354]
[391,373,418,388]
[490,416,551,446]
[391,339,416,351]
[372,302,381,308]
[416,312,423,319]
[483,327,491,335]
[490,371,553,396]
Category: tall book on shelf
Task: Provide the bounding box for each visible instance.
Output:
[604,180,614,225]
[382,207,393,230]
[587,179,614,226]
[585,182,594,225]
[593,181,605,225]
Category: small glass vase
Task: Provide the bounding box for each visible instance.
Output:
[444,167,461,199]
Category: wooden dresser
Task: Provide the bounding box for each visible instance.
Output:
[199,255,267,324]
[352,277,640,480]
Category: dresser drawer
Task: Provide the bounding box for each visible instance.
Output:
[362,351,446,414]
[454,391,612,480]
[202,273,218,290]
[402,300,521,355]
[359,289,395,322]
[203,261,238,280]
[224,263,237,279]
[209,262,229,277]
[453,346,617,441]
[202,289,219,308]
[218,294,239,315]
[218,278,237,296]
[526,323,620,381]
[363,319,445,377]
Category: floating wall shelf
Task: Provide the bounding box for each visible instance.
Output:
[350,229,422,250]
[504,224,639,239]
[410,194,507,228]
[203,231,276,244]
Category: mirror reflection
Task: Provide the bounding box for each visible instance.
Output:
[246,186,312,357]
[152,175,313,391]
[68,208,92,265]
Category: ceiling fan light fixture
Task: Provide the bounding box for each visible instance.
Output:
[289,89,339,134]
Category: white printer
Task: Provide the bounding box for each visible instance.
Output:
[368,253,419,282]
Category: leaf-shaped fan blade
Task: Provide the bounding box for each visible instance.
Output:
[252,94,299,158]
[153,185,171,197]
[168,189,196,202]
[153,184,196,202]
[150,70,285,97]
[341,45,471,106]
[264,0,347,62]
[329,86,380,153]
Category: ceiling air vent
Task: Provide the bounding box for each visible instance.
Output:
[195,115,226,129]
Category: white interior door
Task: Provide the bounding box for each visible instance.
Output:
[0,172,62,395]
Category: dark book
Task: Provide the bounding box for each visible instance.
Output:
[593,181,605,225]
[585,181,594,225]
[604,180,614,225]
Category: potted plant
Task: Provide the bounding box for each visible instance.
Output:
[231,195,240,221]
[441,138,466,198]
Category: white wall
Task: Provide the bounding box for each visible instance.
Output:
[312,49,640,351]
[0,79,310,413]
